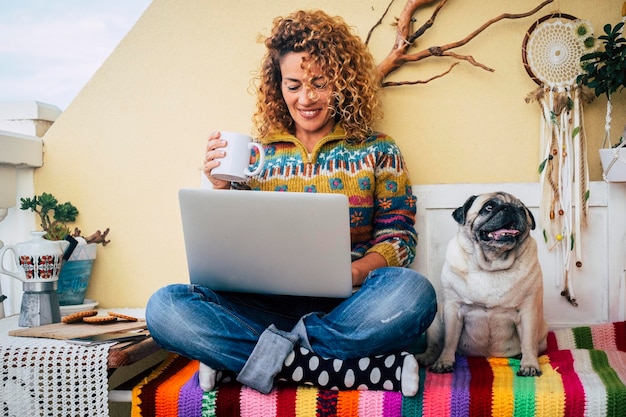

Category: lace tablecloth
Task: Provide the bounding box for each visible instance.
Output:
[0,309,145,417]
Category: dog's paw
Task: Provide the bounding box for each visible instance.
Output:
[414,351,438,367]
[429,360,455,374]
[517,356,542,377]
[517,365,542,377]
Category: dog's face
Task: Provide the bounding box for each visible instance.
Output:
[453,192,535,256]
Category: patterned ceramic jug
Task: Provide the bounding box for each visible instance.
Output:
[0,231,69,282]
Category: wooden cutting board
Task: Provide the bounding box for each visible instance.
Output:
[9,320,148,340]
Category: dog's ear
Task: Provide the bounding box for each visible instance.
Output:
[452,195,477,225]
[523,204,536,230]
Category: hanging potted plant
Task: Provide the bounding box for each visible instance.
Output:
[577,9,626,181]
[19,192,110,305]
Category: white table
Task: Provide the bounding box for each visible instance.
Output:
[0,309,158,417]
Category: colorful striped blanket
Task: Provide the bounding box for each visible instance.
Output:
[131,321,626,416]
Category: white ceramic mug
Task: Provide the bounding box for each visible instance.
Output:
[211,132,265,182]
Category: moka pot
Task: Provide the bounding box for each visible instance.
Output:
[0,231,69,326]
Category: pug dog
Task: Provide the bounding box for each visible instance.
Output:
[416,192,548,377]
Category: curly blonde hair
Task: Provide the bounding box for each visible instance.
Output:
[253,10,382,142]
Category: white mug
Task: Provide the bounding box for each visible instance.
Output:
[211,132,265,182]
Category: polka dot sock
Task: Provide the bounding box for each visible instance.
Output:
[275,347,420,396]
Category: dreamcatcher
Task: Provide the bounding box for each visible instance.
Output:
[522,14,596,307]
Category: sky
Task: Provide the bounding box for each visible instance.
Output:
[0,0,151,111]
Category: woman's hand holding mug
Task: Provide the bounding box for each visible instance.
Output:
[203,131,265,189]
[203,131,230,189]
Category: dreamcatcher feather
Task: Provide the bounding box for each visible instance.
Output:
[522,14,595,306]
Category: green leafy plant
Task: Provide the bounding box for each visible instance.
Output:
[20,192,110,245]
[577,21,626,99]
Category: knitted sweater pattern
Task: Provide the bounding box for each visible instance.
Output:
[233,126,417,267]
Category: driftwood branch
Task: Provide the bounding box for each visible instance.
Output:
[442,51,494,72]
[382,62,459,87]
[407,0,448,44]
[366,0,397,44]
[374,0,554,87]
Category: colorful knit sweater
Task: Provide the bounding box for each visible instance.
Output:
[232,125,417,267]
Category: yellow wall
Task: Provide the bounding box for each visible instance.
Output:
[36,0,626,308]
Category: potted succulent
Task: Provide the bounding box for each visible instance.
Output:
[577,14,626,181]
[20,192,110,305]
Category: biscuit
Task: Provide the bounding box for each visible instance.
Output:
[82,315,118,324]
[107,311,139,322]
[61,309,98,324]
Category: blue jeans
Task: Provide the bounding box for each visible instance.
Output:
[146,266,436,393]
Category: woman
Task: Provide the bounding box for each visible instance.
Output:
[146,9,436,396]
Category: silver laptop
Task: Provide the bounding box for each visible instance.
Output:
[178,188,354,298]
